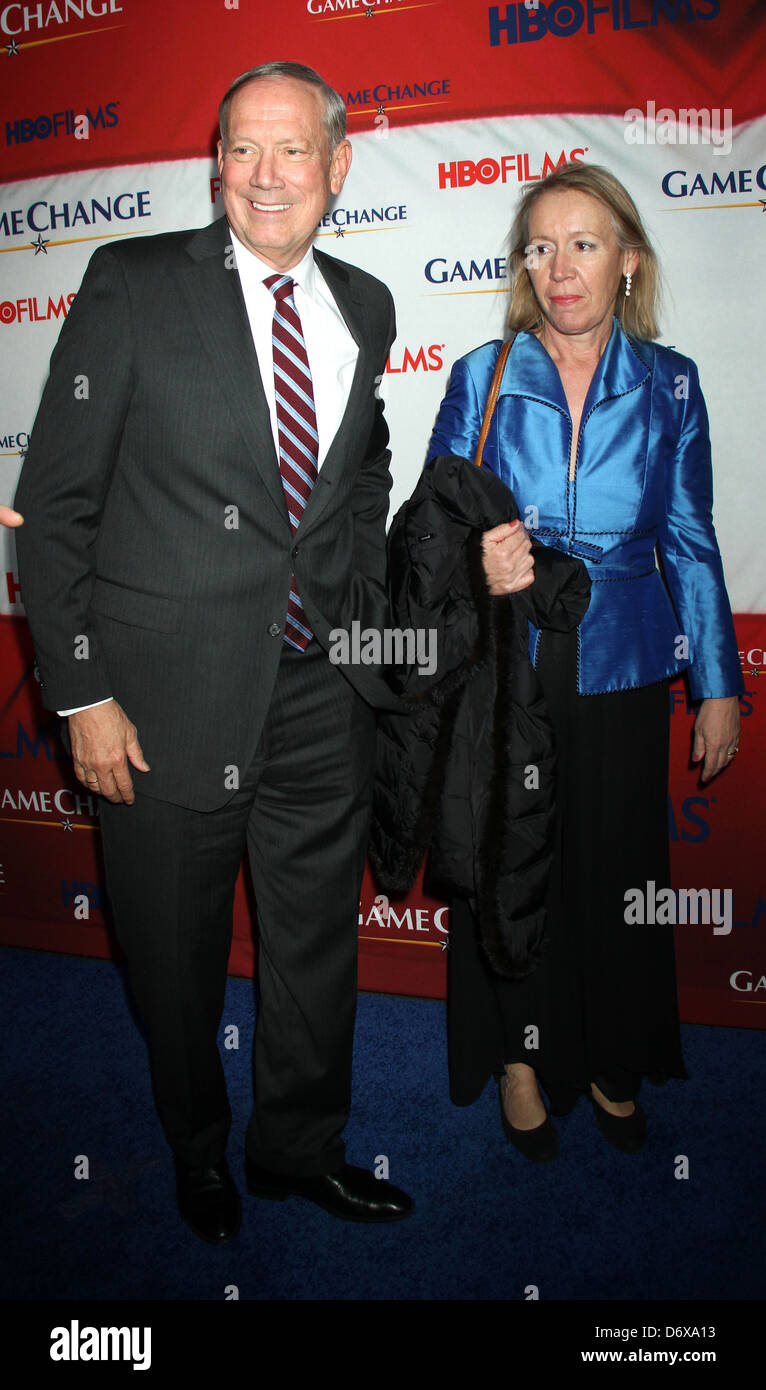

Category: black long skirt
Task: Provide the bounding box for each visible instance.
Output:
[447,628,688,1107]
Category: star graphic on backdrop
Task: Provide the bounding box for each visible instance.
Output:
[441,937,450,953]
[760,200,766,212]
[31,233,49,256]
[334,227,345,238]
[60,818,74,832]
[749,667,760,677]
[365,5,375,14]
[17,444,27,461]
[6,38,19,56]
[377,105,386,115]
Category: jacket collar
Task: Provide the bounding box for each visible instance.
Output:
[500,317,652,417]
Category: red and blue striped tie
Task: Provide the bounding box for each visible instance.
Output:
[264,273,318,651]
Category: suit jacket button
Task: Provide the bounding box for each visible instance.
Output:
[268,622,281,637]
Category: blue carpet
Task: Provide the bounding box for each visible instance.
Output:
[1,945,763,1302]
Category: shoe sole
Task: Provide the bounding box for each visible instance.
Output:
[246,1178,413,1222]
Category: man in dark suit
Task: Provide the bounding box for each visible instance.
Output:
[15,61,412,1242]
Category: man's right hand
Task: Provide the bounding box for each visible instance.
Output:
[69,700,150,804]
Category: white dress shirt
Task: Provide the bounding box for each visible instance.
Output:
[59,228,359,717]
[231,228,359,468]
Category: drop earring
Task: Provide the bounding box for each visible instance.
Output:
[624,271,633,298]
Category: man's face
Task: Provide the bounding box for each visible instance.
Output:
[217,76,351,272]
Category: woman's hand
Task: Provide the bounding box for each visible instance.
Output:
[481,520,534,596]
[691,695,740,783]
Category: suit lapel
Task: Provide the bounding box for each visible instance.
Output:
[175,217,289,527]
[174,228,375,535]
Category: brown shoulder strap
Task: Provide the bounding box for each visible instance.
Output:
[474,335,514,467]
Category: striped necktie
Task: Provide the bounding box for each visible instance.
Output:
[264,273,318,652]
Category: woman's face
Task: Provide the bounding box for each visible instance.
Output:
[524,188,638,341]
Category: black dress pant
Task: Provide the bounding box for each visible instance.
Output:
[99,641,376,1173]
[447,628,688,1107]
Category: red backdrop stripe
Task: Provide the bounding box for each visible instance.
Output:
[2,0,763,179]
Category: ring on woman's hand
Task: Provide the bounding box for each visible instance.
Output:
[727,747,739,757]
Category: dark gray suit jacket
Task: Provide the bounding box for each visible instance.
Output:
[15,216,398,810]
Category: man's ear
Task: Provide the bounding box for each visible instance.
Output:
[330,139,352,197]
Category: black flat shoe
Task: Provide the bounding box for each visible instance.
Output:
[175,1157,241,1244]
[498,1081,559,1163]
[245,1158,414,1223]
[589,1092,647,1153]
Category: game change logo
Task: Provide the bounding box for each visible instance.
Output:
[661,165,766,202]
[344,76,451,121]
[739,644,765,680]
[729,970,766,996]
[0,188,152,256]
[317,203,408,238]
[1,0,125,55]
[0,429,29,455]
[424,253,507,289]
[307,0,414,15]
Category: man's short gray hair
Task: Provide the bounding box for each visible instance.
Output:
[219,62,347,156]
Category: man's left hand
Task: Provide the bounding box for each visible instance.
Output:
[691,695,740,782]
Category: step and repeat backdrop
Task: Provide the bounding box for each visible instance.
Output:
[0,0,764,1024]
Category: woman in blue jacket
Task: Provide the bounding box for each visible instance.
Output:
[427,162,742,1160]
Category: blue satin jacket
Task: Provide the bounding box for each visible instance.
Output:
[426,321,742,699]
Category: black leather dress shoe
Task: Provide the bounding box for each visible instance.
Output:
[175,1157,241,1244]
[245,1158,414,1223]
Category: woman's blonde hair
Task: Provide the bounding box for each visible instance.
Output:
[507,162,661,342]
